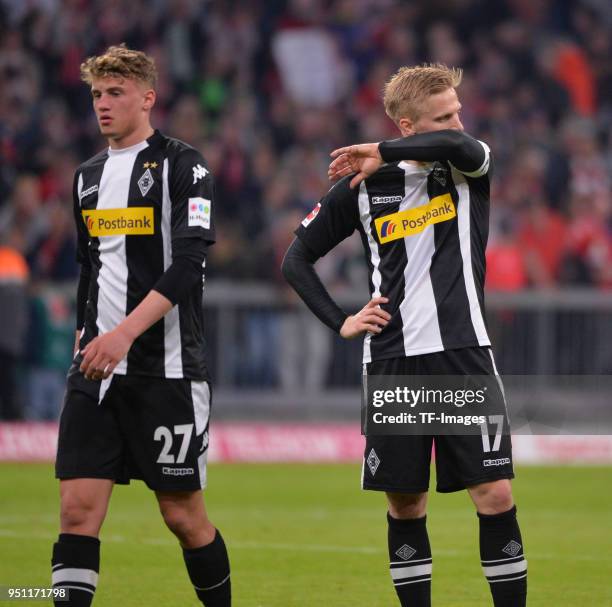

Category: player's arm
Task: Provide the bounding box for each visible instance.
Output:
[80,148,215,381]
[329,130,490,188]
[73,170,92,355]
[281,178,391,338]
[282,239,389,337]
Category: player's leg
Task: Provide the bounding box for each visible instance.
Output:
[432,347,526,607]
[53,370,123,606]
[363,434,432,607]
[51,479,113,606]
[364,356,433,607]
[156,490,231,606]
[386,492,432,607]
[468,480,527,607]
[118,376,230,606]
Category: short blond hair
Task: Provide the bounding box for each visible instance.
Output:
[383,63,462,123]
[80,44,157,89]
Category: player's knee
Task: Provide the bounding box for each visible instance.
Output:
[387,492,427,519]
[160,505,209,543]
[471,480,513,514]
[60,492,104,532]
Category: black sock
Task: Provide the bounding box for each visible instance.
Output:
[387,513,432,607]
[51,533,100,606]
[183,529,231,606]
[478,506,527,607]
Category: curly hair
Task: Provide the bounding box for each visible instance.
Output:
[80,43,157,88]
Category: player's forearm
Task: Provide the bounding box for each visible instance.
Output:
[281,238,348,333]
[379,129,486,173]
[117,290,173,342]
[75,264,91,330]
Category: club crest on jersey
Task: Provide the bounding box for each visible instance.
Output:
[301,202,321,228]
[374,193,456,244]
[432,165,448,187]
[138,168,154,197]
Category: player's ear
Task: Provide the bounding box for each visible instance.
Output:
[142,88,156,111]
[398,117,415,137]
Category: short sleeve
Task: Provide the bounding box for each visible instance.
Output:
[169,148,216,244]
[295,177,359,259]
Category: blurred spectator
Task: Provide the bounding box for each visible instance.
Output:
[0,230,29,419]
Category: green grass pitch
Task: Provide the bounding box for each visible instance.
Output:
[1,463,610,606]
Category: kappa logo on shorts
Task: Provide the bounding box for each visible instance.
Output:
[366,448,380,476]
[502,540,522,557]
[162,467,195,476]
[483,457,511,467]
[395,544,417,561]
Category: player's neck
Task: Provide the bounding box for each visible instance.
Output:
[108,124,155,150]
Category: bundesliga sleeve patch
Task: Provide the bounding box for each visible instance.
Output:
[301,202,321,227]
[188,197,211,229]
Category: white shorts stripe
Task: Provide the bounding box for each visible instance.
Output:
[52,567,99,587]
[391,563,433,580]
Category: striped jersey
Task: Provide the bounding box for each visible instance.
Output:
[295,139,492,363]
[74,130,215,380]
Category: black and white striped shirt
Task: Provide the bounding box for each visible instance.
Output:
[294,130,492,364]
[74,130,215,379]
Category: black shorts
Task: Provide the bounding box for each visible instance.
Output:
[362,347,514,493]
[55,364,212,491]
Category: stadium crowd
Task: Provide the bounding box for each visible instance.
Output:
[0,0,611,418]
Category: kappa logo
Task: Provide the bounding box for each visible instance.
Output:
[379,220,397,238]
[483,457,511,467]
[366,448,380,476]
[138,168,154,197]
[502,540,522,557]
[395,544,417,561]
[193,164,209,184]
[372,195,403,205]
[201,431,209,452]
[301,202,321,228]
[162,467,195,476]
[79,184,98,202]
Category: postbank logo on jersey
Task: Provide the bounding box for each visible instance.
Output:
[374,193,456,244]
[82,208,154,237]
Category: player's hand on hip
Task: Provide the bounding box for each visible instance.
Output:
[340,296,391,339]
[80,328,134,381]
[328,143,383,189]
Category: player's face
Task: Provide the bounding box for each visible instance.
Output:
[399,87,464,136]
[91,76,155,144]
